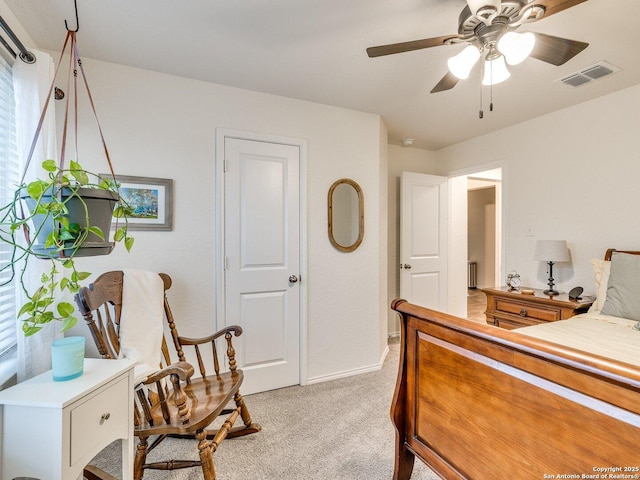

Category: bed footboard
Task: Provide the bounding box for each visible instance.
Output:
[391,299,640,480]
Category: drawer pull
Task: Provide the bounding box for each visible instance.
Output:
[100,412,111,424]
[520,308,527,317]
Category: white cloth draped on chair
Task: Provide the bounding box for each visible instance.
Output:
[119,269,165,384]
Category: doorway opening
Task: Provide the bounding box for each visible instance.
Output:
[449,166,502,322]
[467,175,500,289]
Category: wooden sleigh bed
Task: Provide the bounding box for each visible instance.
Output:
[390,249,640,479]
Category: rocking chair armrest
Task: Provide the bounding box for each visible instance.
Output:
[177,325,243,346]
[142,361,195,385]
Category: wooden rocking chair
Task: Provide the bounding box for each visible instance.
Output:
[83,465,120,480]
[75,271,261,480]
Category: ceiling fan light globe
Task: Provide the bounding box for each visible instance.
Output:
[447,45,481,80]
[482,55,511,85]
[466,0,501,16]
[498,31,536,65]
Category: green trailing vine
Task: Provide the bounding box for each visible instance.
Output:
[0,159,134,336]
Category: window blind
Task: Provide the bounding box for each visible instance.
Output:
[0,55,18,358]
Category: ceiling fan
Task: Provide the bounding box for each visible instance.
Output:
[367,0,589,94]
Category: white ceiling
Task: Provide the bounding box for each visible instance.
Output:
[5,0,640,150]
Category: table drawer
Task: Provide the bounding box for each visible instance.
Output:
[495,298,560,322]
[490,315,548,330]
[69,374,129,465]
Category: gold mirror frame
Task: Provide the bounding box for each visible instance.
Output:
[328,178,364,252]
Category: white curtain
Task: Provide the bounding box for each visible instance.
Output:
[12,49,60,381]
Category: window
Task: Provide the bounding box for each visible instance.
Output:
[0,54,19,366]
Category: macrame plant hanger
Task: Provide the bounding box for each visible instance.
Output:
[21,15,117,185]
[19,0,121,257]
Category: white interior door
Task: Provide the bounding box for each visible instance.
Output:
[224,137,301,394]
[400,172,448,311]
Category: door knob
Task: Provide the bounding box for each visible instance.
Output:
[289,275,299,283]
[403,264,412,269]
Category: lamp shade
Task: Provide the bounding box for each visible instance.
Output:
[467,0,501,16]
[498,31,536,65]
[534,240,571,262]
[482,55,511,85]
[447,45,481,79]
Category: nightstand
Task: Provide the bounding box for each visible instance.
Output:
[0,358,134,480]
[480,287,594,330]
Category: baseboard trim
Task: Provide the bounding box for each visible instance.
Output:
[306,345,390,385]
[388,332,400,340]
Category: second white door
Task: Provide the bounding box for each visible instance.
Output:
[400,171,448,311]
[223,136,301,394]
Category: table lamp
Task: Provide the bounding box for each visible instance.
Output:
[534,240,570,296]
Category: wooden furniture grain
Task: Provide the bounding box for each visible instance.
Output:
[390,299,640,480]
[0,358,134,480]
[83,465,120,480]
[481,286,593,329]
[75,271,261,480]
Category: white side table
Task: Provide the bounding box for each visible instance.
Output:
[0,358,134,480]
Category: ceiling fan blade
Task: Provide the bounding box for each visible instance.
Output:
[533,0,588,19]
[430,72,460,94]
[529,32,588,66]
[367,35,461,58]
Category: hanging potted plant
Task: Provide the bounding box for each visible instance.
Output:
[1,159,133,337]
[0,27,133,355]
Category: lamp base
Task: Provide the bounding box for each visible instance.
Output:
[544,261,560,296]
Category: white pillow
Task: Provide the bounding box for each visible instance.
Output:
[601,252,640,321]
[588,259,610,314]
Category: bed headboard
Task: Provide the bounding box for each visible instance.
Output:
[605,248,640,260]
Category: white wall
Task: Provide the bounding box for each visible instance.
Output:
[386,145,437,335]
[51,56,388,383]
[447,174,469,318]
[436,83,640,297]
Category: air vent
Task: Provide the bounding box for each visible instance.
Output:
[557,61,620,88]
[561,74,591,87]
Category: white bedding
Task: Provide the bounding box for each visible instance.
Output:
[516,312,640,368]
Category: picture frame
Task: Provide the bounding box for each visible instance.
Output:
[102,175,173,231]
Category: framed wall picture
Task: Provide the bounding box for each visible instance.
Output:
[103,175,173,231]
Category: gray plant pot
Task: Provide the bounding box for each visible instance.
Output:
[21,187,118,258]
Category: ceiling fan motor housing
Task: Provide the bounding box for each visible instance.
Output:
[474,19,509,55]
[458,1,545,41]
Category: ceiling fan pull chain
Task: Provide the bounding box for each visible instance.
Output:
[479,59,484,119]
[489,58,494,112]
[490,82,494,112]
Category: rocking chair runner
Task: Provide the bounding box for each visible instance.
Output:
[74,270,261,480]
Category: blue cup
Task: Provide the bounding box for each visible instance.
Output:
[51,336,85,381]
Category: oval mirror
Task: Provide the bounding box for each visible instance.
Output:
[328,178,364,252]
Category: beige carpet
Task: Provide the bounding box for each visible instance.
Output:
[90,342,439,479]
